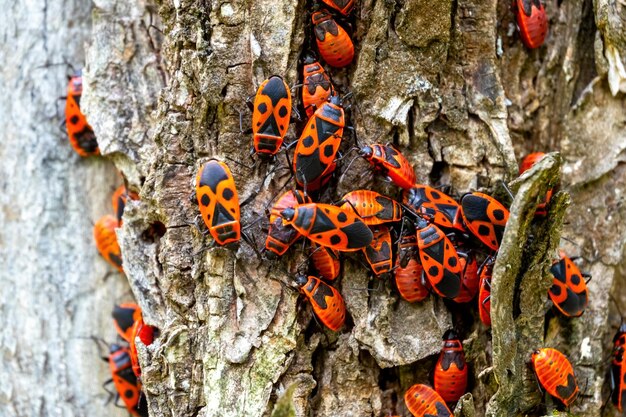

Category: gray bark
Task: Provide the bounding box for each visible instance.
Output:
[0,1,129,417]
[2,0,626,416]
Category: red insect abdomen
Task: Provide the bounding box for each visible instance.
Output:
[395,258,428,302]
[516,0,548,49]
[434,332,468,403]
[312,10,354,68]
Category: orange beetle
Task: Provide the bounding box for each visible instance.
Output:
[339,190,403,226]
[611,323,626,411]
[250,76,292,156]
[404,384,452,417]
[321,0,355,15]
[519,152,553,216]
[280,203,373,252]
[112,303,141,343]
[293,96,345,192]
[265,190,311,256]
[104,344,148,417]
[94,215,123,273]
[64,72,99,157]
[310,242,341,281]
[478,256,494,327]
[403,185,466,233]
[129,315,155,378]
[460,192,509,251]
[515,0,548,49]
[312,9,354,68]
[531,348,579,407]
[548,254,589,317]
[358,144,416,190]
[301,53,335,117]
[452,251,479,304]
[415,217,461,299]
[362,225,393,276]
[296,274,345,331]
[195,160,240,246]
[434,330,468,403]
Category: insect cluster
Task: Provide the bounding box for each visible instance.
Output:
[61,69,156,414]
[62,0,624,415]
[186,0,590,410]
[94,303,157,417]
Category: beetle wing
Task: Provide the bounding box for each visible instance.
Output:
[196,161,241,245]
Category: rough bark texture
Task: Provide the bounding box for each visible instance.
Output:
[0,1,129,417]
[2,0,626,416]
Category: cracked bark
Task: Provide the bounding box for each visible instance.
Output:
[2,0,626,416]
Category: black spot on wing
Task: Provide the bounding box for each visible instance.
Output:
[435,269,461,298]
[461,194,492,222]
[323,143,336,158]
[212,203,235,227]
[550,259,567,282]
[425,401,451,417]
[112,305,137,334]
[117,366,139,386]
[110,253,123,268]
[441,350,465,371]
[261,76,289,107]
[340,221,373,249]
[199,162,230,193]
[317,117,342,143]
[311,280,334,309]
[70,115,79,124]
[296,150,327,184]
[309,207,340,234]
[374,196,394,220]
[549,282,562,296]
[421,236,445,263]
[555,373,578,403]
[75,128,99,152]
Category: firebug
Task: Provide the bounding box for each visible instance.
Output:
[404,383,452,417]
[515,0,548,49]
[94,215,124,273]
[64,72,99,157]
[434,330,468,403]
[280,203,373,251]
[195,160,241,246]
[358,144,416,190]
[531,348,579,407]
[311,9,354,68]
[296,274,346,331]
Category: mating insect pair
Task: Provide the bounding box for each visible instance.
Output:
[95,303,157,417]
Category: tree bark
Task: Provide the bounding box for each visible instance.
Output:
[0,1,130,417]
[2,0,626,416]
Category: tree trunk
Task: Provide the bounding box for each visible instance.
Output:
[0,1,130,416]
[3,0,626,416]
